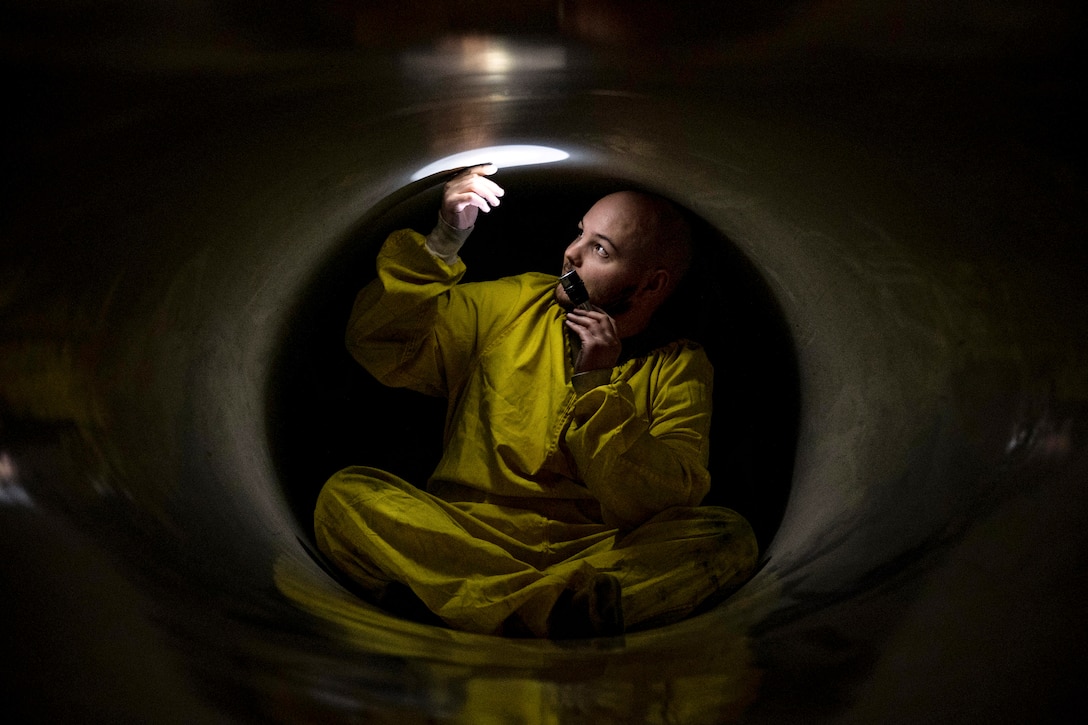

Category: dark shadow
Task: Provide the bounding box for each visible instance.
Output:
[265,166,799,556]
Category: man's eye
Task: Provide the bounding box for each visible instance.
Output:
[595,244,609,257]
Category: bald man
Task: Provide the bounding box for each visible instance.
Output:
[315,166,757,638]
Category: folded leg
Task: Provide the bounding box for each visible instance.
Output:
[556,505,759,630]
[314,466,606,635]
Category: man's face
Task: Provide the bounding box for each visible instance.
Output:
[555,194,653,315]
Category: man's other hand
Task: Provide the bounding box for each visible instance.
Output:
[565,307,622,373]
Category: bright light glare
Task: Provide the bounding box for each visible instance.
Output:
[411,145,569,181]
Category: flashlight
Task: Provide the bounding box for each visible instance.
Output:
[559,270,593,310]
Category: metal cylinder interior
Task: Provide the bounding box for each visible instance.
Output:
[3,3,1086,723]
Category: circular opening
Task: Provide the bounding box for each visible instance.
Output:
[266,165,800,612]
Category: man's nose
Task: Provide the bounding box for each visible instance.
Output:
[565,241,583,266]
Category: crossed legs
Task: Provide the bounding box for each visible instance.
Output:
[314,466,757,637]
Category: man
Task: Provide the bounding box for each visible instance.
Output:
[315,165,757,638]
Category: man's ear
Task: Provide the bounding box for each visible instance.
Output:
[642,268,671,298]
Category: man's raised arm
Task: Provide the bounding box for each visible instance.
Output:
[425,164,504,264]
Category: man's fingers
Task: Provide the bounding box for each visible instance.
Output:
[565,312,616,335]
[472,183,503,207]
[455,193,493,214]
[465,176,504,201]
[441,164,504,228]
[464,162,497,176]
[565,308,609,323]
[448,175,504,206]
[449,163,501,187]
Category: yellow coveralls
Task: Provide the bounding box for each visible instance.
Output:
[315,228,757,636]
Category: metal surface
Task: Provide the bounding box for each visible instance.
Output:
[3,3,1086,723]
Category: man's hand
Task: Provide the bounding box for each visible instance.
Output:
[565,307,622,373]
[441,164,505,229]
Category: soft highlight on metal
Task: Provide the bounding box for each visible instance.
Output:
[411,144,570,181]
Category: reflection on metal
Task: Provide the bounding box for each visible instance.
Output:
[410,144,570,180]
[0,452,32,507]
[274,552,763,723]
[400,36,568,78]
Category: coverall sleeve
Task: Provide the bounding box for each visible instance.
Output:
[565,342,714,529]
[346,228,507,398]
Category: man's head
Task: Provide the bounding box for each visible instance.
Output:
[556,190,693,338]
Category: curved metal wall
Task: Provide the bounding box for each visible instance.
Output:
[3,3,1086,723]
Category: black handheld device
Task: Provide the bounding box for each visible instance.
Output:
[559,270,592,310]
